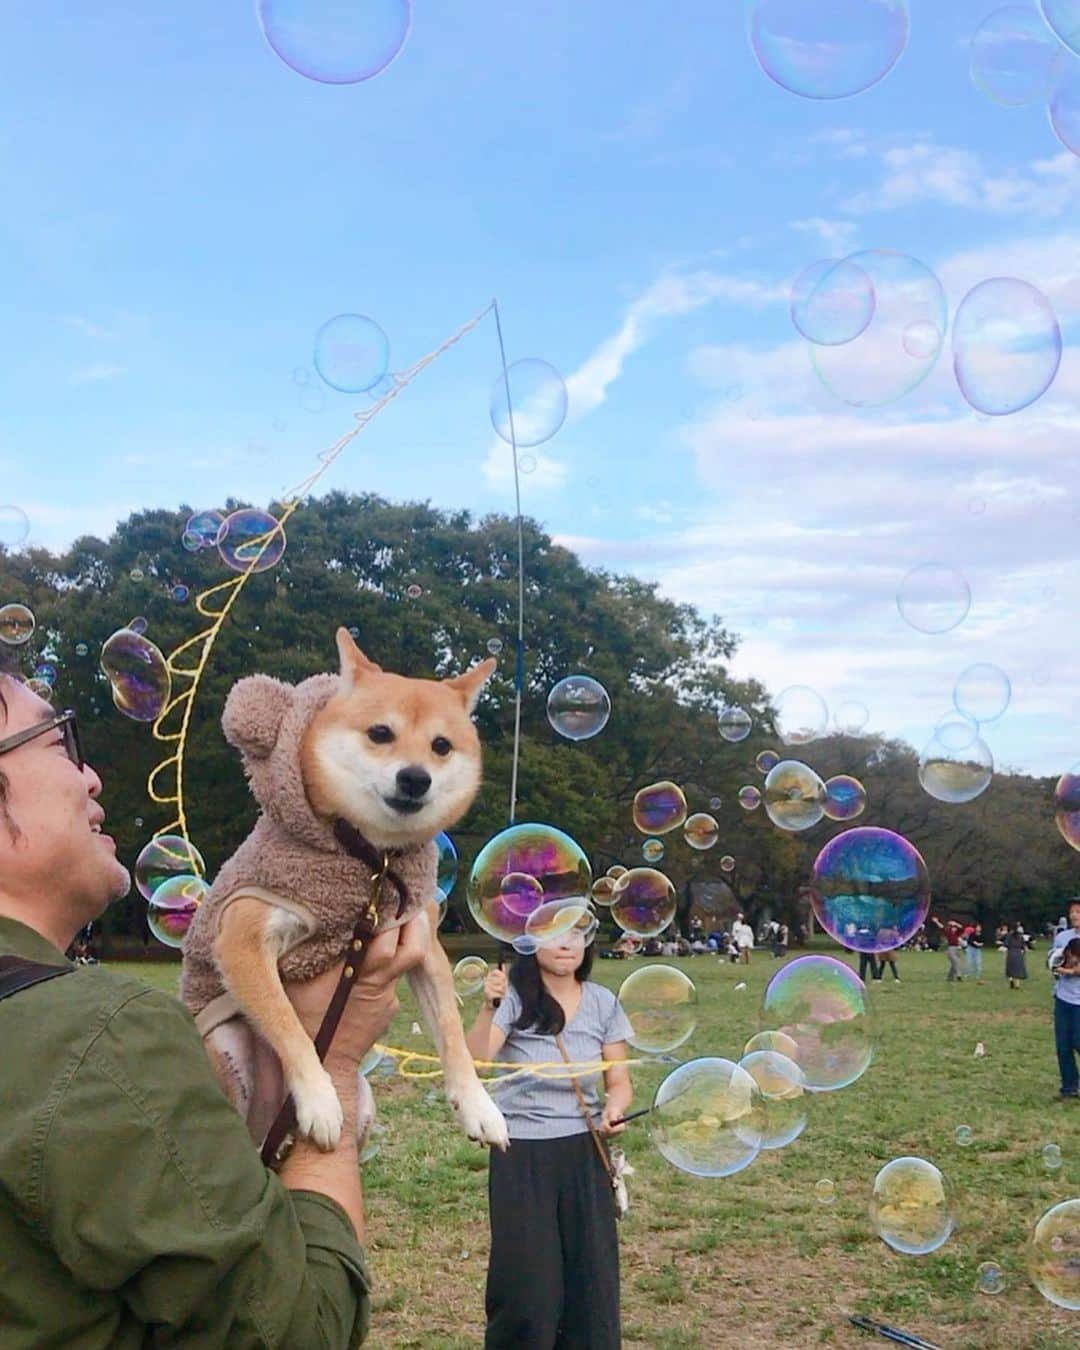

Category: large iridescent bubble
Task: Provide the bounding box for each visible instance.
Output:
[919,735,993,804]
[546,675,611,741]
[257,0,411,84]
[897,563,971,635]
[632,781,688,835]
[135,834,206,900]
[739,1050,808,1151]
[970,5,1065,107]
[610,868,678,938]
[763,760,827,832]
[650,1058,762,1178]
[747,0,910,101]
[1029,1198,1080,1310]
[466,823,591,945]
[789,257,875,345]
[313,314,390,393]
[1054,764,1080,850]
[1041,1,1080,57]
[435,831,458,897]
[869,1157,955,1255]
[760,955,873,1091]
[218,509,287,574]
[100,628,172,723]
[953,278,1061,417]
[147,875,207,949]
[683,813,719,851]
[618,965,698,1054]
[810,827,930,954]
[490,358,568,448]
[1050,59,1080,156]
[523,899,598,951]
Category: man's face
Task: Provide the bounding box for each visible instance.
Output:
[0,681,130,923]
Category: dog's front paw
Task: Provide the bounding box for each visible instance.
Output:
[291,1064,344,1151]
[448,1081,510,1151]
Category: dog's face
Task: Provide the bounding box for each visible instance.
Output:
[300,628,496,849]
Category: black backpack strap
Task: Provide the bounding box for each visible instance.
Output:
[0,955,75,1001]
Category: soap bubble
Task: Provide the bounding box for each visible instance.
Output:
[490,358,568,448]
[486,638,503,655]
[128,616,148,636]
[719,706,753,742]
[525,899,598,949]
[834,700,869,735]
[611,868,678,939]
[971,5,1065,107]
[434,888,448,928]
[747,0,910,101]
[0,603,35,646]
[953,278,1062,416]
[870,1157,955,1255]
[74,641,89,658]
[1029,1198,1080,1310]
[919,735,993,804]
[709,795,723,810]
[313,314,390,392]
[452,955,489,999]
[789,257,875,345]
[546,675,611,741]
[815,1178,837,1204]
[812,251,946,407]
[100,628,172,723]
[760,955,873,1091]
[0,505,30,548]
[954,662,1011,724]
[518,453,537,474]
[358,1120,387,1165]
[129,568,144,583]
[591,875,616,906]
[33,662,57,687]
[405,583,423,599]
[147,874,207,949]
[1050,59,1080,155]
[134,834,206,900]
[618,964,698,1054]
[823,774,867,822]
[756,750,780,775]
[467,823,591,945]
[650,1058,762,1178]
[720,854,736,872]
[642,838,665,864]
[810,827,930,953]
[1054,764,1080,850]
[764,760,827,832]
[183,509,225,550]
[775,686,828,746]
[633,781,688,835]
[976,1261,1006,1295]
[683,814,719,851]
[738,785,762,811]
[218,509,287,574]
[25,678,53,700]
[1042,1,1080,56]
[744,1029,800,1060]
[257,0,411,84]
[739,1050,807,1150]
[897,563,971,634]
[606,865,628,880]
[934,710,980,753]
[954,1124,974,1147]
[435,831,458,897]
[1042,1142,1063,1171]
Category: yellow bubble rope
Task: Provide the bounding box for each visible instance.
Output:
[373,1045,647,1082]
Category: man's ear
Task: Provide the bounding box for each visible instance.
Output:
[446,657,498,714]
[222,675,293,759]
[335,627,383,693]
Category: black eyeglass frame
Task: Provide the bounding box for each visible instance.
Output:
[0,709,84,771]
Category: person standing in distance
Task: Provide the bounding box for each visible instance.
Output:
[1049,898,1080,1100]
[732,912,754,965]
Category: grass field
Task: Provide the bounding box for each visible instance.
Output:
[126,945,1078,1349]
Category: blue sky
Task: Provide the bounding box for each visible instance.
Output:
[2,1,1079,778]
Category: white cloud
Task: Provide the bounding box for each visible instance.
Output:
[790,216,859,256]
[481,441,568,491]
[61,315,115,340]
[71,363,126,383]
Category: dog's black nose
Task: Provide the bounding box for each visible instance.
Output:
[396,765,432,800]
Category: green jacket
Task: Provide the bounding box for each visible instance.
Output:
[0,917,370,1348]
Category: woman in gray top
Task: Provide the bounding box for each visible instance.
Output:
[467,929,633,1349]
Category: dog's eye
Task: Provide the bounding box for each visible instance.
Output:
[367,725,395,744]
[431,736,452,757]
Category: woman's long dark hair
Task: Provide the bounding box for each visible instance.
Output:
[508,943,595,1035]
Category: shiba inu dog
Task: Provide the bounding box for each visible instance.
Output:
[180,629,509,1154]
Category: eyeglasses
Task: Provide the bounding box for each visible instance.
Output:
[0,709,84,771]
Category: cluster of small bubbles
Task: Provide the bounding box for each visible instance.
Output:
[642,838,665,864]
[218,509,287,574]
[610,867,678,938]
[1050,62,1080,154]
[789,256,875,345]
[607,864,628,880]
[1054,765,1080,850]
[823,774,867,822]
[171,584,190,604]
[747,0,910,101]
[1029,1197,1080,1310]
[546,675,611,741]
[953,278,1062,417]
[976,1261,1006,1296]
[452,955,488,999]
[834,700,869,735]
[633,781,688,835]
[313,314,390,392]
[134,834,206,900]
[591,875,616,906]
[718,706,753,743]
[870,1157,955,1255]
[811,826,930,953]
[517,453,537,474]
[764,760,827,832]
[708,795,723,810]
[490,358,568,449]
[897,562,971,634]
[954,1124,974,1147]
[953,662,1011,724]
[435,831,458,897]
[774,685,829,746]
[755,749,780,775]
[739,1049,807,1150]
[129,567,145,583]
[650,1057,762,1178]
[0,505,30,548]
[183,509,226,552]
[1042,1142,1063,1171]
[147,875,207,949]
[683,813,719,851]
[812,251,947,407]
[256,0,411,85]
[100,628,172,723]
[919,734,994,804]
[970,5,1065,107]
[720,854,736,872]
[486,637,503,656]
[618,964,698,1054]
[760,955,873,1091]
[738,785,762,812]
[466,823,591,945]
[815,1178,837,1205]
[74,641,90,658]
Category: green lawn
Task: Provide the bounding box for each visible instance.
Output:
[125,946,1077,1348]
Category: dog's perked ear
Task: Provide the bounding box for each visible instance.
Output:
[445,657,498,715]
[335,626,384,692]
[222,675,294,760]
